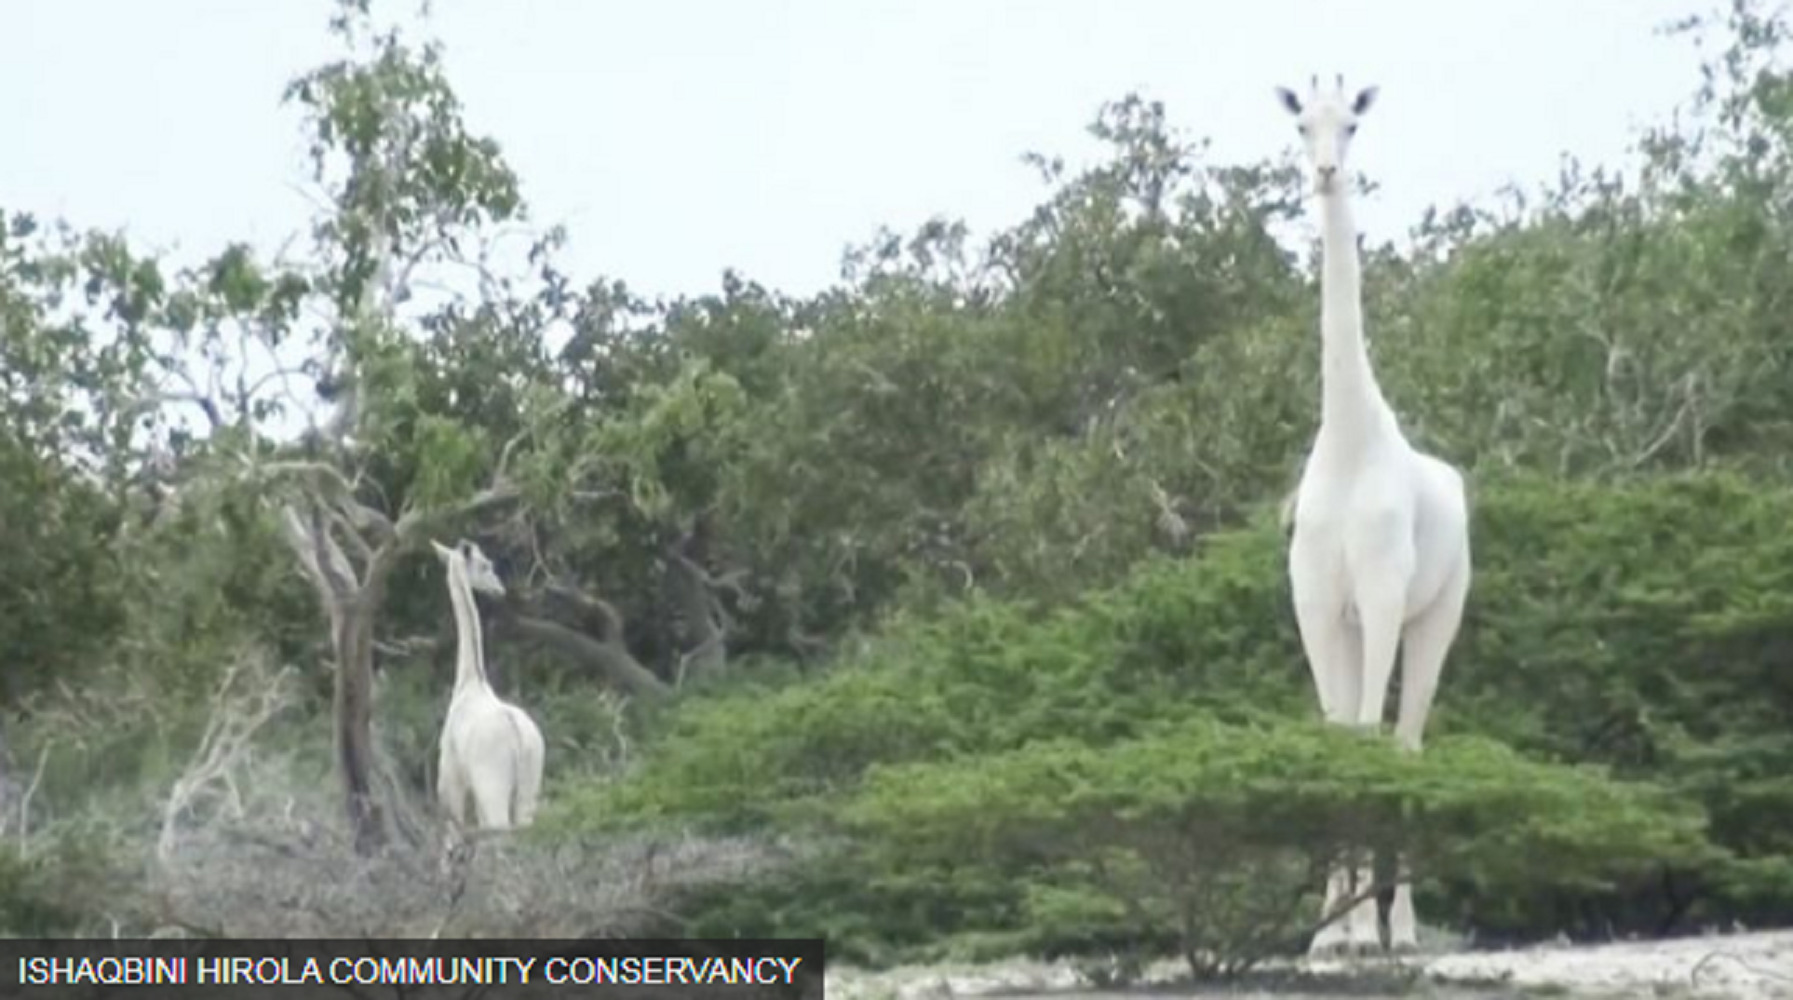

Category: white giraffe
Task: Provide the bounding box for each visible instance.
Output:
[433,538,546,832]
[1277,76,1473,957]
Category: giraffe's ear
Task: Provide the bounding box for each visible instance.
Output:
[430,539,455,562]
[1276,87,1302,115]
[1352,86,1379,115]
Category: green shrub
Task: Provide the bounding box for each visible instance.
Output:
[1444,471,1793,932]
[554,471,1793,958]
[845,719,1710,977]
[545,516,1305,833]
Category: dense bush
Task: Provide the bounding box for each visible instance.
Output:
[1442,470,1793,933]
[846,720,1709,976]
[553,516,1300,832]
[554,471,1793,961]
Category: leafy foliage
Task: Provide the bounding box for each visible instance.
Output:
[559,471,1793,959]
[845,721,1708,976]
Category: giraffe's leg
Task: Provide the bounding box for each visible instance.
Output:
[1387,869,1419,956]
[1336,511,1417,956]
[1314,861,1380,959]
[1387,550,1471,955]
[1312,866,1356,957]
[1291,591,1369,958]
[437,739,468,827]
[1392,548,1467,753]
[510,711,546,828]
[1340,577,1402,957]
[1349,568,1411,736]
[1289,532,1357,726]
[1342,862,1383,956]
[468,764,513,831]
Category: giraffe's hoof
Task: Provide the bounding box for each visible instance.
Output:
[1314,936,1408,962]
[1387,940,1422,959]
[1306,942,1345,961]
[1352,940,1390,959]
[1305,930,1345,959]
[1307,938,1375,961]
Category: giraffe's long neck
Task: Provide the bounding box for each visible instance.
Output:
[446,562,490,697]
[1317,184,1393,448]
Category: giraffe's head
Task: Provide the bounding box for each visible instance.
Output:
[431,538,506,598]
[1276,74,1378,196]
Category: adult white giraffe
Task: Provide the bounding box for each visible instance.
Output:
[1277,75,1473,957]
[433,538,546,832]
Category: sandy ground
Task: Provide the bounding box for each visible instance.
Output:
[825,929,1793,1000]
[1420,929,1793,998]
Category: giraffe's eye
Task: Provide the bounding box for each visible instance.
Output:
[1298,124,1311,136]
[1347,124,1359,136]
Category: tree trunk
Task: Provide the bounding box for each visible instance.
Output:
[665,520,731,686]
[335,607,386,855]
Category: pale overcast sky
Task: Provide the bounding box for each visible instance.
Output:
[6,0,1706,304]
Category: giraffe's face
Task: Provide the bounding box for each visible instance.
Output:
[433,538,507,597]
[459,542,506,597]
[1277,78,1378,196]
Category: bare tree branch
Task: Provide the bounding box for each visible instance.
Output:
[280,505,352,612]
[495,609,671,702]
[158,653,293,864]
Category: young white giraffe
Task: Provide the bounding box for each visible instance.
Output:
[433,538,546,832]
[1277,76,1473,957]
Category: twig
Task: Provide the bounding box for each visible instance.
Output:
[16,745,49,855]
[251,458,360,497]
[1691,948,1793,987]
[1631,387,1696,468]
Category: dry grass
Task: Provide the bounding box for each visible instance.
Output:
[5,645,792,940]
